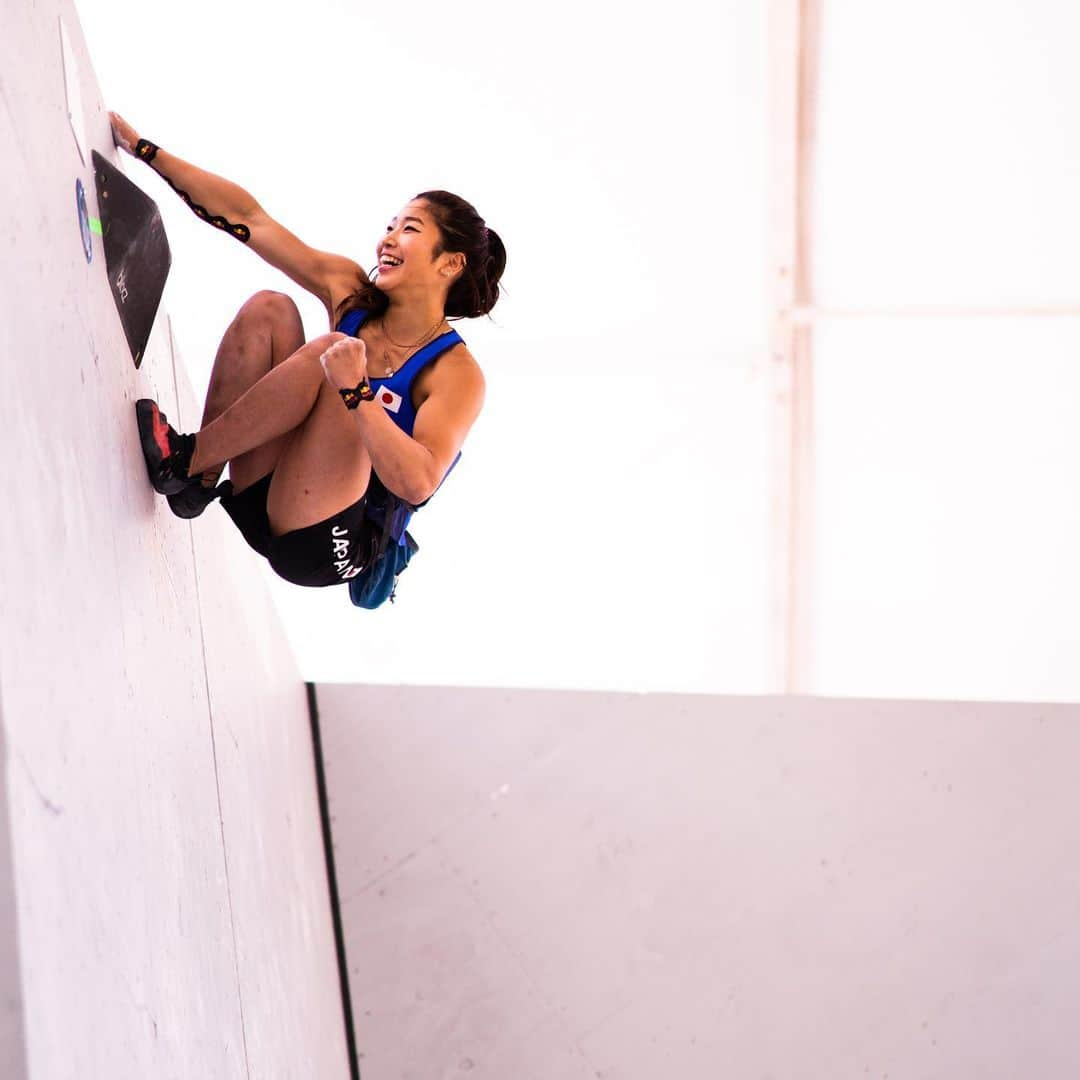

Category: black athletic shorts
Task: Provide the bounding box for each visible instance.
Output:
[220,473,375,587]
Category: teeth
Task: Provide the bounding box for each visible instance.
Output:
[380,255,402,266]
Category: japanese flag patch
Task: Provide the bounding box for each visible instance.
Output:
[377,387,403,414]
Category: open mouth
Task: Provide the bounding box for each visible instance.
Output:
[379,255,403,269]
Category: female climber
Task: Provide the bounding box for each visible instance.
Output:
[109,113,505,596]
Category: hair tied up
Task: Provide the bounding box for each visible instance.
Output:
[416,191,507,319]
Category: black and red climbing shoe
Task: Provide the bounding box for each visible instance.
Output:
[135,398,197,495]
[166,477,232,519]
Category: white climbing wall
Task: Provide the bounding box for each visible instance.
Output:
[0,3,349,1077]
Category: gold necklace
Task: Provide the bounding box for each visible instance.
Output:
[378,315,446,377]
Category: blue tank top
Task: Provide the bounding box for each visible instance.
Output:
[335,308,464,438]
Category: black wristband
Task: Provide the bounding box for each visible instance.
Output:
[137,140,252,243]
[339,380,375,410]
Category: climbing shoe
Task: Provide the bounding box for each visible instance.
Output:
[166,477,232,519]
[135,398,196,496]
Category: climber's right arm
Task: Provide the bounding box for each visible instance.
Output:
[109,112,368,322]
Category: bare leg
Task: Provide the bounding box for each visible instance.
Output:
[265,377,373,535]
[188,332,341,478]
[199,290,307,492]
[185,303,368,537]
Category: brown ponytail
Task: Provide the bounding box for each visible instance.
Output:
[415,190,507,319]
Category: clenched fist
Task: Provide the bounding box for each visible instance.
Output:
[320,334,368,390]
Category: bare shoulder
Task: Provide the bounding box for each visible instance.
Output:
[437,342,485,399]
[442,341,483,379]
[417,341,485,412]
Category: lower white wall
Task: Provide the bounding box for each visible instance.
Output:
[317,684,1080,1079]
[0,716,28,1080]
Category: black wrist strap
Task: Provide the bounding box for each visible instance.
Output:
[134,137,251,243]
[339,380,375,410]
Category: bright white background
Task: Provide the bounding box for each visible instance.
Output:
[808,0,1080,703]
[75,0,774,692]
[75,0,1080,701]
